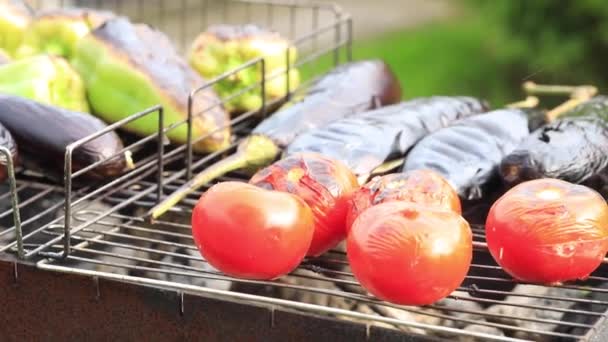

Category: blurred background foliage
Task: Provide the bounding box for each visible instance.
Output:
[305,0,608,107]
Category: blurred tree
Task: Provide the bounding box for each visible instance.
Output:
[471,0,608,91]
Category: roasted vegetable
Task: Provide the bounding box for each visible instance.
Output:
[0,0,32,57]
[72,17,229,153]
[0,94,128,179]
[0,55,90,112]
[345,169,461,231]
[0,121,17,183]
[403,109,530,200]
[0,48,10,64]
[500,117,608,187]
[250,152,358,257]
[562,95,608,121]
[192,181,314,280]
[286,96,489,178]
[149,59,401,219]
[188,24,299,114]
[16,8,115,59]
[486,178,608,284]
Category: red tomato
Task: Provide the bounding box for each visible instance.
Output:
[486,178,608,284]
[191,181,314,280]
[250,152,359,257]
[347,201,472,305]
[345,170,461,232]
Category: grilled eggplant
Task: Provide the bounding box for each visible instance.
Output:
[0,55,90,112]
[0,94,127,180]
[285,96,489,178]
[72,17,230,153]
[500,117,608,186]
[402,109,530,200]
[0,121,17,183]
[16,8,116,59]
[149,59,402,219]
[0,0,32,57]
[188,24,299,114]
[562,95,608,121]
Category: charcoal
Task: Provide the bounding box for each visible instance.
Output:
[436,293,485,329]
[459,321,505,342]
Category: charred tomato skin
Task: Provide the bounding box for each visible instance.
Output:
[347,202,472,306]
[485,178,608,284]
[345,170,461,232]
[191,181,314,280]
[250,152,359,257]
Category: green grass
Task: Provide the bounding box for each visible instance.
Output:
[300,15,520,107]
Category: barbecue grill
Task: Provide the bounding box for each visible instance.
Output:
[1,1,608,341]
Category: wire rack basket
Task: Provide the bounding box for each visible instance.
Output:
[2,1,608,342]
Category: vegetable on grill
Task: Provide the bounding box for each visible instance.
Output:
[188,24,299,114]
[0,122,17,184]
[285,96,489,179]
[191,181,314,280]
[0,55,90,112]
[16,8,116,59]
[402,109,531,201]
[71,17,230,153]
[345,169,461,232]
[0,0,32,57]
[250,152,358,257]
[348,201,473,305]
[486,178,608,284]
[149,59,402,220]
[0,48,11,64]
[0,94,129,180]
[562,95,608,121]
[500,117,608,187]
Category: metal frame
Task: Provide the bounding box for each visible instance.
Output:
[2,1,607,341]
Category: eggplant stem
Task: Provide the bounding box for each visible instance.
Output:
[523,81,598,98]
[148,134,279,220]
[546,91,595,122]
[506,96,539,109]
[124,151,135,170]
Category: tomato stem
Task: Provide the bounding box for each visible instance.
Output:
[148,134,280,220]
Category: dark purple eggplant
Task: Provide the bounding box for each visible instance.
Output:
[149,59,402,219]
[0,122,17,183]
[285,96,489,178]
[0,94,128,180]
[402,109,530,200]
[500,116,608,186]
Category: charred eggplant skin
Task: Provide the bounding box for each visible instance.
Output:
[253,59,402,148]
[285,96,489,177]
[403,109,530,200]
[500,117,608,186]
[562,95,608,122]
[0,122,17,183]
[0,94,126,179]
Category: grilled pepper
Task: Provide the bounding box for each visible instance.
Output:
[0,48,10,64]
[500,117,608,186]
[403,109,531,200]
[0,121,17,184]
[285,96,489,178]
[0,0,32,57]
[149,59,402,219]
[0,94,128,180]
[0,54,89,112]
[16,8,115,60]
[188,24,299,114]
[72,17,230,153]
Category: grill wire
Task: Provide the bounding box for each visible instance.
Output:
[0,1,606,342]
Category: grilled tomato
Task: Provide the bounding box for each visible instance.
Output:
[347,201,472,305]
[191,181,314,280]
[345,170,461,232]
[486,178,608,284]
[250,152,358,256]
